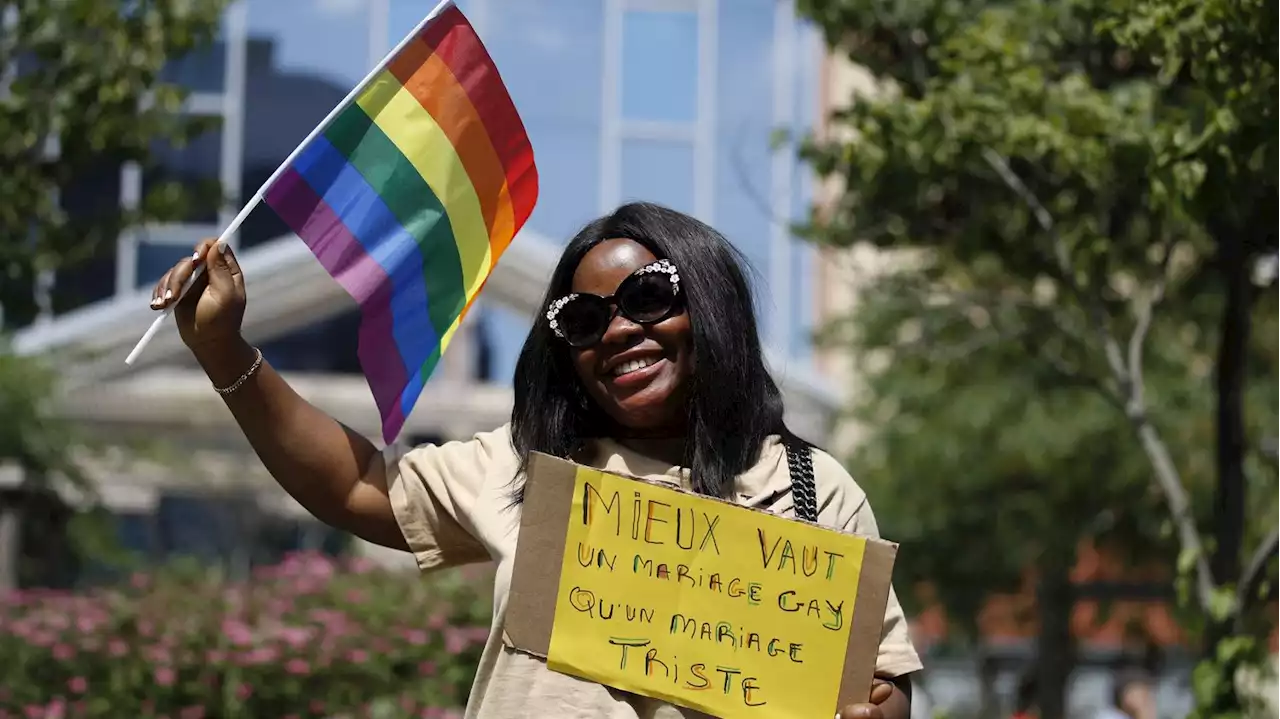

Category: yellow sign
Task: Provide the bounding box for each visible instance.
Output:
[544,467,868,718]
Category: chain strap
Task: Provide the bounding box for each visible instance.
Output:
[784,436,818,523]
[212,347,264,396]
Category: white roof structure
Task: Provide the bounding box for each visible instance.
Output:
[9,231,846,514]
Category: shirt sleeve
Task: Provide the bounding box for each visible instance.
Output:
[383,425,511,572]
[812,450,924,679]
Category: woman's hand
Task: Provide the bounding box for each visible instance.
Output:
[150,238,246,352]
[837,679,900,719]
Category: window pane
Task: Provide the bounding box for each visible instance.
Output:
[135,241,197,289]
[483,0,603,243]
[620,139,694,215]
[621,10,698,123]
[239,0,371,248]
[143,117,223,225]
[161,42,226,94]
[259,309,362,374]
[714,0,774,318]
[54,161,122,312]
[390,0,480,41]
[475,304,533,387]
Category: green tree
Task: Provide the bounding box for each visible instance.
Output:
[1,0,226,326]
[831,270,1209,717]
[796,0,1277,714]
[0,0,226,587]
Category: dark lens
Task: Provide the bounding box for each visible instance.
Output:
[557,296,611,347]
[619,274,677,323]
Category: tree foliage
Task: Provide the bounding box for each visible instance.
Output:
[0,0,226,328]
[0,1,227,587]
[797,0,1277,713]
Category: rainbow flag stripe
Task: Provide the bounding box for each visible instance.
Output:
[264,1,537,444]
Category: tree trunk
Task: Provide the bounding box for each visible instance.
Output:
[976,650,999,718]
[1203,228,1252,714]
[1036,554,1076,719]
[1211,231,1249,604]
[0,497,21,592]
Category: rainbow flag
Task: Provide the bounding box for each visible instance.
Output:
[263,0,537,444]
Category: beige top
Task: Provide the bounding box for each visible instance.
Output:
[385,424,922,719]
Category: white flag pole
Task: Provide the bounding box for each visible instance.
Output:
[124,0,458,366]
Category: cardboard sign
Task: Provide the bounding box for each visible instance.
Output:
[504,453,898,719]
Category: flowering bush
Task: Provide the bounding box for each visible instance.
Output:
[0,553,493,718]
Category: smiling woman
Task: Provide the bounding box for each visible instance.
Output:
[147,201,921,719]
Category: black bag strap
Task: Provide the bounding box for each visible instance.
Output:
[783,437,818,523]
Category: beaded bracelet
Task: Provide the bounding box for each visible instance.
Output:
[213,347,264,396]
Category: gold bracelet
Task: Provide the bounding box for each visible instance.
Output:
[213,347,264,396]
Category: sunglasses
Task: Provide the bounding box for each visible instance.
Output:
[545,259,682,348]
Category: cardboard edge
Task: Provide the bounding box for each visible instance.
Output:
[836,539,898,710]
[505,452,904,712]
[502,452,577,657]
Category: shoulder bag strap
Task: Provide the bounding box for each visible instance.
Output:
[783,437,818,523]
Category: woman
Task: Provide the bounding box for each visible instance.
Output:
[151,202,921,718]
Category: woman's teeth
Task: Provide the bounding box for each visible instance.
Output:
[612,357,659,376]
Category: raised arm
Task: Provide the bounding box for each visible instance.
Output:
[151,239,407,551]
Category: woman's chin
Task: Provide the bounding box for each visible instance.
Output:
[607,395,682,434]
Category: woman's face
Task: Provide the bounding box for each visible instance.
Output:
[568,238,694,434]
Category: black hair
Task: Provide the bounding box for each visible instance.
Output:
[510,201,803,499]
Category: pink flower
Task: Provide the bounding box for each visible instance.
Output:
[346,649,369,663]
[404,629,429,645]
[234,683,252,701]
[308,701,325,714]
[107,639,128,657]
[242,646,278,664]
[284,658,310,675]
[66,677,87,694]
[278,626,310,647]
[23,706,43,719]
[51,644,74,660]
[178,707,205,719]
[418,661,437,676]
[220,619,253,646]
[154,667,176,687]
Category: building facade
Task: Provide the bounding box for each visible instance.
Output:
[8,0,843,577]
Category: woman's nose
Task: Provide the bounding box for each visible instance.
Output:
[599,310,644,345]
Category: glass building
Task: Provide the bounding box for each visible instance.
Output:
[8,0,840,577]
[30,0,826,386]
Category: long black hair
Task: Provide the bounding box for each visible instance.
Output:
[511,202,802,499]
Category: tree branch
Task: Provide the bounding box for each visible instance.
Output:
[980,149,1133,387]
[1236,528,1279,631]
[981,147,1218,613]
[1127,231,1173,411]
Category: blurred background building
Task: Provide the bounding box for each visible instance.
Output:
[9,0,839,581]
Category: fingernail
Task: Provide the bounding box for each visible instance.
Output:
[150,297,160,307]
[164,289,174,300]
[192,250,201,261]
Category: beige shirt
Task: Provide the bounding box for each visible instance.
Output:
[385,425,922,719]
